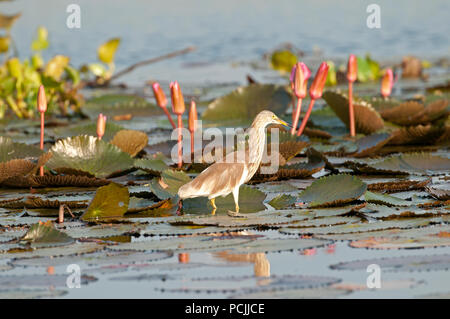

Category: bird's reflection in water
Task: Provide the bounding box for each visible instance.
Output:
[213,250,271,280]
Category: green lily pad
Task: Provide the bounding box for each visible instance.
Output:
[47,135,135,178]
[181,185,267,214]
[364,191,411,207]
[173,209,312,227]
[202,84,291,122]
[279,217,435,236]
[134,158,169,175]
[270,50,297,73]
[330,254,450,272]
[52,122,124,142]
[81,182,130,221]
[149,169,191,200]
[0,137,43,162]
[82,94,161,120]
[370,153,450,175]
[298,174,367,208]
[21,222,74,248]
[268,194,296,209]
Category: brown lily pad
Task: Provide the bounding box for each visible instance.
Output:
[352,132,392,158]
[389,124,446,145]
[0,174,110,188]
[322,91,384,134]
[110,129,149,157]
[367,178,431,193]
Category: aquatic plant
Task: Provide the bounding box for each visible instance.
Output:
[296,62,329,136]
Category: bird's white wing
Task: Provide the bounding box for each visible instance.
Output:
[178,161,246,199]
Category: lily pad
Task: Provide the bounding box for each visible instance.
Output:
[1,174,110,188]
[110,130,148,157]
[370,153,450,175]
[367,179,431,193]
[0,137,44,162]
[108,236,254,253]
[389,124,446,145]
[353,133,392,158]
[149,169,191,200]
[280,218,434,236]
[330,254,450,272]
[298,174,367,208]
[364,191,411,207]
[0,274,96,289]
[134,158,169,175]
[81,182,130,221]
[160,274,341,294]
[202,84,291,122]
[268,194,296,209]
[229,238,331,254]
[21,221,74,248]
[322,91,384,134]
[182,186,267,214]
[47,135,135,178]
[52,122,124,142]
[82,94,162,120]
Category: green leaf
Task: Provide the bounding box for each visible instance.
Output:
[81,182,130,221]
[46,135,135,178]
[64,65,80,86]
[44,55,70,80]
[298,174,367,208]
[270,50,297,73]
[325,60,337,86]
[0,136,43,162]
[21,221,74,247]
[268,194,296,210]
[149,169,191,200]
[134,158,169,175]
[31,26,49,51]
[88,63,107,77]
[7,57,22,79]
[0,36,10,53]
[203,84,291,122]
[97,38,120,64]
[364,191,410,207]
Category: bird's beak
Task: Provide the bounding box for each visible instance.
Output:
[276,118,291,128]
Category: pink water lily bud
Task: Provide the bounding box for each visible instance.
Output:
[170,81,185,115]
[37,85,47,113]
[97,113,107,140]
[293,62,311,99]
[381,69,394,98]
[347,54,357,83]
[152,82,168,108]
[309,62,329,100]
[188,100,198,133]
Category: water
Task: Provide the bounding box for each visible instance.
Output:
[2,0,449,85]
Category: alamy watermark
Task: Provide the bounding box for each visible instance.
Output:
[66,4,81,29]
[66,263,81,288]
[170,121,281,174]
[366,4,381,29]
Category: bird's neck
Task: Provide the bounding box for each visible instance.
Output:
[246,126,266,177]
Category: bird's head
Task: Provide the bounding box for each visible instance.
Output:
[252,110,290,129]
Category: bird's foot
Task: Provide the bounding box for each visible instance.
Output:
[227,210,245,218]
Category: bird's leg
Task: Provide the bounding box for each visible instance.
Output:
[232,187,240,213]
[210,198,217,215]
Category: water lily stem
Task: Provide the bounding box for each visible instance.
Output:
[39,112,44,176]
[348,81,355,137]
[290,97,303,135]
[297,99,315,137]
[177,115,183,168]
[162,105,176,129]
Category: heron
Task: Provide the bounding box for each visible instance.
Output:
[178,110,289,214]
